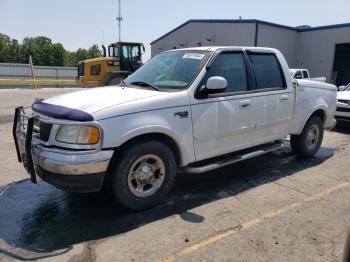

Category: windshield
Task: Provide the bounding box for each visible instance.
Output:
[345,83,350,91]
[121,45,141,62]
[108,45,119,57]
[124,50,210,90]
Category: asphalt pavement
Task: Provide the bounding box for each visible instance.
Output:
[0,88,349,262]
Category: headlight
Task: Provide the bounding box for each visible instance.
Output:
[56,125,100,145]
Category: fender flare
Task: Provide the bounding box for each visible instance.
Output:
[297,105,328,134]
[117,125,191,166]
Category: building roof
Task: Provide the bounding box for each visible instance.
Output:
[161,46,279,52]
[151,19,350,45]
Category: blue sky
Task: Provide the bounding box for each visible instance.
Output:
[1,0,350,60]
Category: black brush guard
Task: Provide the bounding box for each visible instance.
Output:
[12,107,37,183]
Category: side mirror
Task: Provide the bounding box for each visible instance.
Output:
[206,76,227,91]
[338,86,346,91]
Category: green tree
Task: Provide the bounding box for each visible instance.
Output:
[0,32,102,66]
[64,51,77,67]
[21,36,66,66]
[74,48,89,63]
[0,33,12,62]
[22,36,52,65]
[88,44,101,58]
[9,39,24,63]
[51,43,65,66]
[0,34,25,63]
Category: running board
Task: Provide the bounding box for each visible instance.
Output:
[182,141,286,174]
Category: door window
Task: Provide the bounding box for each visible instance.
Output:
[108,45,119,57]
[302,70,309,78]
[204,52,248,93]
[122,45,141,63]
[249,53,286,89]
[294,71,302,79]
[90,64,101,76]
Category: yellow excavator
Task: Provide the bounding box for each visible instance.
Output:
[76,41,145,88]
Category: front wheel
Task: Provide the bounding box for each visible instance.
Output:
[112,141,177,210]
[290,116,324,158]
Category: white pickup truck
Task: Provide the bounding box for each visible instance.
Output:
[335,83,350,122]
[290,68,326,83]
[13,47,337,210]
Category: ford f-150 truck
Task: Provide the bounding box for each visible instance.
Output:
[13,47,337,210]
[290,68,326,82]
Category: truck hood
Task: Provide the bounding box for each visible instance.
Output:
[337,90,350,100]
[42,86,163,115]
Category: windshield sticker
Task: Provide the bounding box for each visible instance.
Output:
[182,53,205,60]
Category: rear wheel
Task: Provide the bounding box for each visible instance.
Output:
[290,116,324,158]
[112,141,177,210]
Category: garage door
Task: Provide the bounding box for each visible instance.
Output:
[332,43,350,86]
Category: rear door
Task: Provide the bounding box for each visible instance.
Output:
[246,51,294,144]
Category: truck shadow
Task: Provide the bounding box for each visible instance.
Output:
[0,146,335,260]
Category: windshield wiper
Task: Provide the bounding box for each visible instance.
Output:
[130,81,160,91]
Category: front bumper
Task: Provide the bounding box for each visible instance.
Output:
[335,105,350,122]
[33,146,113,192]
[36,169,107,193]
[13,107,114,192]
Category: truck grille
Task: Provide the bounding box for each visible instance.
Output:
[338,99,349,104]
[77,61,85,76]
[336,107,350,113]
[39,122,52,142]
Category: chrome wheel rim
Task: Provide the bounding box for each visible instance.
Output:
[306,124,320,150]
[127,154,166,198]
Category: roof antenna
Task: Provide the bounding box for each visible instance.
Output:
[239,16,242,20]
[116,0,123,41]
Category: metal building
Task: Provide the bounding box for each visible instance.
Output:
[150,19,350,85]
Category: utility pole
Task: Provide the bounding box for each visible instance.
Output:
[116,0,122,41]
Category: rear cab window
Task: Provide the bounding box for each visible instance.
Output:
[302,70,309,78]
[294,71,302,79]
[248,52,286,90]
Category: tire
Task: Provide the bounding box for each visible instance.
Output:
[112,141,177,210]
[106,77,123,86]
[290,116,324,158]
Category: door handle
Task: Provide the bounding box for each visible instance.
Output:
[239,100,251,108]
[280,95,288,102]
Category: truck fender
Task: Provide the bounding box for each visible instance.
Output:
[117,125,190,166]
[297,105,327,134]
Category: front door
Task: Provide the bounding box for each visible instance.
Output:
[190,51,258,161]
